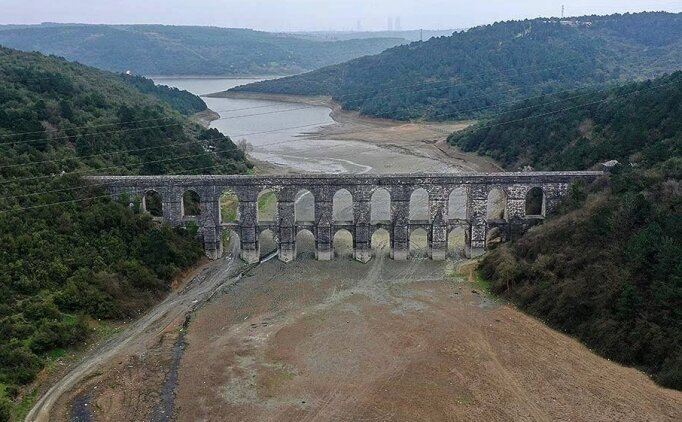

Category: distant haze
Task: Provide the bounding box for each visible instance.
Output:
[2,0,680,31]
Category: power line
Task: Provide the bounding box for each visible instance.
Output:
[1,74,666,189]
[0,56,584,140]
[0,56,597,148]
[0,120,334,173]
[453,78,679,134]
[1,61,674,208]
[0,120,350,189]
[2,77,674,214]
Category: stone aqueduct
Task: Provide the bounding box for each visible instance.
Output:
[90,172,602,264]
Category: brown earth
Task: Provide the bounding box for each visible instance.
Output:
[36,245,682,422]
[174,255,682,422]
[27,252,245,421]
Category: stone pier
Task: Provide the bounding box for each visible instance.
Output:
[90,172,601,263]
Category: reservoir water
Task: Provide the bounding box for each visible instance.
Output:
[153,77,459,174]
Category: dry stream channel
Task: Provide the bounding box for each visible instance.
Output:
[25,77,682,422]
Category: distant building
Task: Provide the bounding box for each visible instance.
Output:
[395,16,402,31]
[600,160,620,171]
[387,16,394,31]
[559,20,593,27]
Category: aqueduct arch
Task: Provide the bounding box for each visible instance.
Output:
[90,172,601,263]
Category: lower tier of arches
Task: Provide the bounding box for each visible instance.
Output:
[202,221,538,264]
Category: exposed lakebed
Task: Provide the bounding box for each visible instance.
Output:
[153,76,462,174]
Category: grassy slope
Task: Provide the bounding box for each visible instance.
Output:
[231,12,682,121]
[449,72,682,389]
[0,24,406,75]
[0,46,250,420]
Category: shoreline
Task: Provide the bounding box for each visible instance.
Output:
[191,108,220,128]
[208,91,503,173]
[151,75,290,80]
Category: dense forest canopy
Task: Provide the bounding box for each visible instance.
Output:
[449,72,682,170]
[232,12,682,121]
[0,46,250,420]
[0,24,406,76]
[121,75,207,116]
[450,71,682,390]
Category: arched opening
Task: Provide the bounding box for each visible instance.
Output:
[333,189,353,222]
[295,190,315,222]
[296,229,315,259]
[220,189,239,223]
[525,187,545,217]
[409,188,429,222]
[370,188,391,223]
[222,229,240,258]
[409,228,429,257]
[371,228,391,256]
[487,188,507,221]
[258,189,278,223]
[143,190,163,217]
[448,187,467,220]
[448,227,466,258]
[333,229,354,259]
[259,229,277,258]
[182,190,201,217]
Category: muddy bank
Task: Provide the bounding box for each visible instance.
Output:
[191,108,220,128]
[209,91,502,173]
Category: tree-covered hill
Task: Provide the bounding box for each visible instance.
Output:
[0,46,250,420]
[450,72,682,390]
[449,72,682,170]
[231,12,682,121]
[0,24,406,76]
[122,74,208,116]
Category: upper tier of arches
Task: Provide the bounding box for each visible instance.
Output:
[136,184,554,224]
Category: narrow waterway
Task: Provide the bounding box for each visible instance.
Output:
[153,76,461,174]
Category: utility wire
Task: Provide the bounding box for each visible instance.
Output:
[0,56,594,145]
[1,75,672,193]
[1,67,674,211]
[0,63,603,150]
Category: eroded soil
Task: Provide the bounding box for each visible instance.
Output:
[173,255,682,422]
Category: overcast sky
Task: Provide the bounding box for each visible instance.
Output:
[2,0,680,31]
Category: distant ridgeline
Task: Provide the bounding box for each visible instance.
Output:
[0,46,249,418]
[0,24,407,75]
[231,12,682,121]
[451,72,682,390]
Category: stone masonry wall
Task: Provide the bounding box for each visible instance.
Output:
[89,172,601,262]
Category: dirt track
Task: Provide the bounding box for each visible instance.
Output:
[25,244,246,422]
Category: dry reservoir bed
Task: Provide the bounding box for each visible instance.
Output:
[172,256,681,421]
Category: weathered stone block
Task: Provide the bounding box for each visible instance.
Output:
[89,172,601,262]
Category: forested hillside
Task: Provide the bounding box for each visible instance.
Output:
[0,24,406,76]
[122,74,207,115]
[0,47,249,419]
[232,12,682,121]
[450,72,682,389]
[450,72,682,170]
